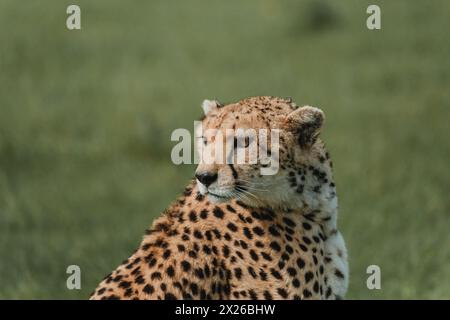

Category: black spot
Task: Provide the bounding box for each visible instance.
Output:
[213,207,225,219]
[270,268,282,280]
[222,245,230,257]
[248,266,257,278]
[261,252,272,261]
[143,284,154,294]
[177,244,185,252]
[303,289,312,298]
[189,211,197,222]
[259,270,268,281]
[282,217,296,227]
[155,239,168,248]
[165,293,177,300]
[297,258,305,269]
[151,272,161,280]
[200,209,208,219]
[270,241,281,252]
[268,225,281,237]
[252,226,265,236]
[204,265,211,278]
[251,211,261,220]
[226,205,236,213]
[277,288,288,298]
[97,288,106,295]
[112,275,122,283]
[203,245,212,255]
[190,283,199,296]
[212,228,222,239]
[166,266,175,278]
[193,229,203,239]
[264,291,273,300]
[181,260,191,272]
[299,244,308,252]
[124,288,133,297]
[302,222,312,230]
[287,267,297,276]
[227,222,238,232]
[135,275,145,284]
[236,200,249,209]
[243,227,253,239]
[234,268,242,279]
[292,278,300,288]
[285,244,294,254]
[194,268,205,279]
[148,258,157,268]
[249,250,259,261]
[285,227,295,235]
[118,281,131,289]
[237,213,247,223]
[302,236,312,245]
[325,287,332,298]
[305,271,314,283]
[313,281,319,293]
[335,269,345,279]
[248,290,258,300]
[163,249,171,259]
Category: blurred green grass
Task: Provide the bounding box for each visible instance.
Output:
[0,0,449,299]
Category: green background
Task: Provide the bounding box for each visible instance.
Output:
[0,0,449,299]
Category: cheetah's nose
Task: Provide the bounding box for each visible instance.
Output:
[195,172,218,187]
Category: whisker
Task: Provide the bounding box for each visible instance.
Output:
[235,187,265,207]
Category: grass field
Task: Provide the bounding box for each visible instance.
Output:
[0,0,449,299]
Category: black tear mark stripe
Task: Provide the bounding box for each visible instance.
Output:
[228,164,238,179]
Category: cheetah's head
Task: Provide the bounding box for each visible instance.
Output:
[195,96,336,212]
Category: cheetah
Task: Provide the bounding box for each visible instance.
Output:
[90,96,348,300]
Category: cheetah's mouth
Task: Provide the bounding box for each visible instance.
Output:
[207,191,232,202]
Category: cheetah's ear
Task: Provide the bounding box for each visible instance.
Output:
[284,106,325,148]
[201,99,221,116]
